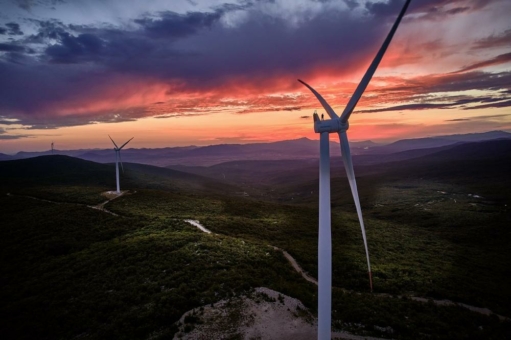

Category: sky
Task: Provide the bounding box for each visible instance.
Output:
[0,0,510,153]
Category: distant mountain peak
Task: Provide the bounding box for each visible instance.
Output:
[433,130,511,142]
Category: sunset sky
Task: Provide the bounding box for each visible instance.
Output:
[0,0,510,153]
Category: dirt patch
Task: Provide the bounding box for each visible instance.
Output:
[173,287,388,340]
[101,190,127,200]
[173,287,315,340]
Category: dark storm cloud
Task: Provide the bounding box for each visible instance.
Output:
[5,23,24,36]
[366,0,407,17]
[473,29,511,49]
[0,60,70,113]
[0,120,19,126]
[45,33,105,63]
[0,0,509,130]
[0,134,31,139]
[62,1,411,77]
[23,111,140,129]
[13,104,145,129]
[396,71,511,107]
[358,92,511,113]
[445,113,511,122]
[236,106,302,114]
[15,0,35,10]
[23,19,82,47]
[428,71,511,93]
[0,2,394,125]
[453,52,511,73]
[134,10,224,39]
[343,0,359,10]
[0,43,26,52]
[15,0,65,11]
[358,103,455,113]
[463,99,511,110]
[0,57,148,127]
[0,126,32,139]
[445,6,470,15]
[375,71,511,96]
[0,23,24,35]
[398,0,500,21]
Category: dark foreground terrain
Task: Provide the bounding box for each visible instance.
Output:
[1,139,511,339]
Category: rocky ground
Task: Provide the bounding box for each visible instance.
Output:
[173,287,315,340]
[172,287,386,340]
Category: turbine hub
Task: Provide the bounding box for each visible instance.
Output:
[314,118,349,134]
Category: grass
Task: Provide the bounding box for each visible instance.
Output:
[0,194,311,340]
[105,179,511,317]
[1,154,511,339]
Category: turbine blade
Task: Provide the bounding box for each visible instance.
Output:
[108,135,119,149]
[298,79,339,119]
[339,0,412,123]
[119,151,125,173]
[119,137,134,150]
[338,131,373,292]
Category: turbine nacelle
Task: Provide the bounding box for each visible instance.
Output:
[314,117,349,134]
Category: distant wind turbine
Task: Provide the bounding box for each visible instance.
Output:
[108,135,134,194]
[51,142,54,155]
[298,0,412,339]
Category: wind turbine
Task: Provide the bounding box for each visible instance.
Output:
[51,142,54,155]
[108,135,134,194]
[298,0,412,339]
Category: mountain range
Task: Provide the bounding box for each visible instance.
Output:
[2,130,510,167]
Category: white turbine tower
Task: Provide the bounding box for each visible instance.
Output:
[108,135,134,194]
[298,1,412,339]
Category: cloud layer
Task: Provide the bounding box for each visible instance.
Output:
[0,0,510,135]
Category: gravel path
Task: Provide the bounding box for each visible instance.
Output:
[6,191,125,216]
[186,219,510,322]
[273,246,318,285]
[183,219,212,234]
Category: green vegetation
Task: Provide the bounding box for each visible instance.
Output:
[1,153,510,339]
[0,194,308,340]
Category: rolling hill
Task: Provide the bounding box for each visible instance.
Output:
[0,155,239,200]
[2,144,511,339]
[4,130,510,167]
[364,130,511,154]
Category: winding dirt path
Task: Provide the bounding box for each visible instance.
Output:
[185,219,510,322]
[7,192,64,204]
[87,191,129,216]
[184,219,212,233]
[6,191,124,216]
[273,246,318,285]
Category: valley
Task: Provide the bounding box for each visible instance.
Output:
[1,137,510,339]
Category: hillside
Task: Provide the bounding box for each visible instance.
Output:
[4,131,511,167]
[168,139,511,198]
[365,130,511,154]
[0,155,239,203]
[1,141,511,339]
